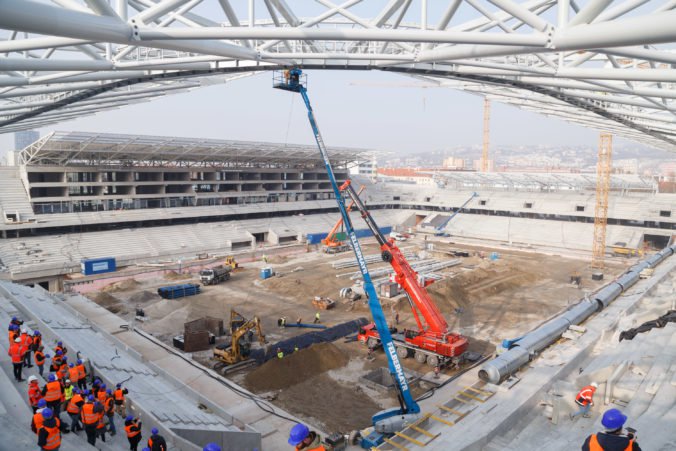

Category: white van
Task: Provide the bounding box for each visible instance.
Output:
[389,231,407,241]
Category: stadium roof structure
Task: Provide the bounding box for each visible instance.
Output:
[431,170,657,192]
[0,2,675,152]
[19,131,367,167]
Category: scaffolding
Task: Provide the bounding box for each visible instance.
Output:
[592,133,613,269]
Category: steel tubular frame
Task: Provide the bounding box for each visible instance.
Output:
[0,0,674,151]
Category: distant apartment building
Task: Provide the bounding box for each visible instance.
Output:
[472,159,495,171]
[442,156,465,170]
[614,159,639,174]
[14,130,39,150]
[350,153,377,180]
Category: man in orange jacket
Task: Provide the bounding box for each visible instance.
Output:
[571,382,599,420]
[37,407,61,451]
[288,423,326,451]
[28,375,44,412]
[42,374,64,419]
[20,328,34,368]
[8,336,24,381]
[66,387,84,433]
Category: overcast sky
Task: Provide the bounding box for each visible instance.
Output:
[1,70,610,159]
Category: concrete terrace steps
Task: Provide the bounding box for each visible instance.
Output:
[0,295,127,451]
[1,282,263,450]
[0,167,35,222]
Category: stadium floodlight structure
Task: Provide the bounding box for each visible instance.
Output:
[0,0,675,151]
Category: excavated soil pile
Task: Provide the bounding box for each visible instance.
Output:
[244,343,348,392]
[128,290,157,303]
[428,262,536,314]
[102,278,140,293]
[88,292,125,314]
[164,270,193,280]
[274,373,381,433]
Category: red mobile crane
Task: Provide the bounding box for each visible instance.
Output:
[321,185,365,253]
[345,180,468,367]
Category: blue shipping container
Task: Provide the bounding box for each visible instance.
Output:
[81,257,116,276]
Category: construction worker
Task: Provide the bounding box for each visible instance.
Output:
[314,312,321,324]
[280,317,287,327]
[97,383,108,403]
[35,346,48,379]
[91,376,102,397]
[81,394,103,446]
[8,336,23,381]
[395,311,400,325]
[114,383,129,417]
[37,407,61,451]
[32,399,48,434]
[68,363,80,388]
[66,388,84,433]
[147,427,168,451]
[571,381,599,420]
[62,379,74,414]
[57,357,69,382]
[96,403,107,443]
[49,350,63,372]
[124,415,143,451]
[32,329,43,354]
[103,388,117,436]
[42,374,64,418]
[288,423,326,451]
[277,348,284,359]
[582,408,642,451]
[54,341,67,356]
[8,323,19,345]
[294,345,299,353]
[28,375,44,412]
[20,328,34,367]
[76,359,87,390]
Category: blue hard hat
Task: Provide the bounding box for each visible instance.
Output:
[288,423,310,446]
[55,350,62,356]
[88,395,95,401]
[69,363,74,368]
[45,354,51,358]
[62,356,67,361]
[73,388,80,394]
[48,374,56,382]
[203,443,221,451]
[77,359,83,364]
[41,408,53,419]
[37,399,47,408]
[151,428,158,435]
[142,448,150,451]
[100,384,106,389]
[106,389,112,395]
[34,330,40,336]
[11,316,17,321]
[57,341,62,346]
[116,383,121,388]
[602,408,627,430]
[125,415,134,422]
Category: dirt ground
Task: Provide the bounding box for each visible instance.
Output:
[84,235,627,434]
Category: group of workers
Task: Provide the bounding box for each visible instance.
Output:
[7,316,177,451]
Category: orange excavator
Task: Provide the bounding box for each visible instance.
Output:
[321,185,365,254]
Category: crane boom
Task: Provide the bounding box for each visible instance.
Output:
[322,185,365,247]
[273,69,420,434]
[435,192,478,232]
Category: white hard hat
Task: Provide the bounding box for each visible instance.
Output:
[21,328,27,333]
[28,375,37,383]
[591,382,599,388]
[14,337,21,343]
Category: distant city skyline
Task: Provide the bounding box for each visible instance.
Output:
[1,71,674,162]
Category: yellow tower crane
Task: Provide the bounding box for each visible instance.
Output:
[591,133,613,269]
[481,97,491,172]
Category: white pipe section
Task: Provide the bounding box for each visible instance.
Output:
[486,0,551,32]
[567,0,614,26]
[0,58,114,72]
[137,26,548,46]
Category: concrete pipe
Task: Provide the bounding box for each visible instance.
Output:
[478,346,530,384]
[592,282,623,310]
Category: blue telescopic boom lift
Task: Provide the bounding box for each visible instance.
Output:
[273,68,421,446]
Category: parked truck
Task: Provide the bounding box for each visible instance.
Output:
[199,265,231,285]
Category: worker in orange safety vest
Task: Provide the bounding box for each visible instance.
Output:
[124,415,143,451]
[31,399,48,434]
[8,336,24,382]
[81,395,103,446]
[582,408,642,451]
[42,374,64,418]
[66,388,84,433]
[19,328,34,367]
[28,375,44,412]
[114,383,128,417]
[570,382,598,420]
[288,423,326,451]
[37,407,61,451]
[75,359,87,390]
